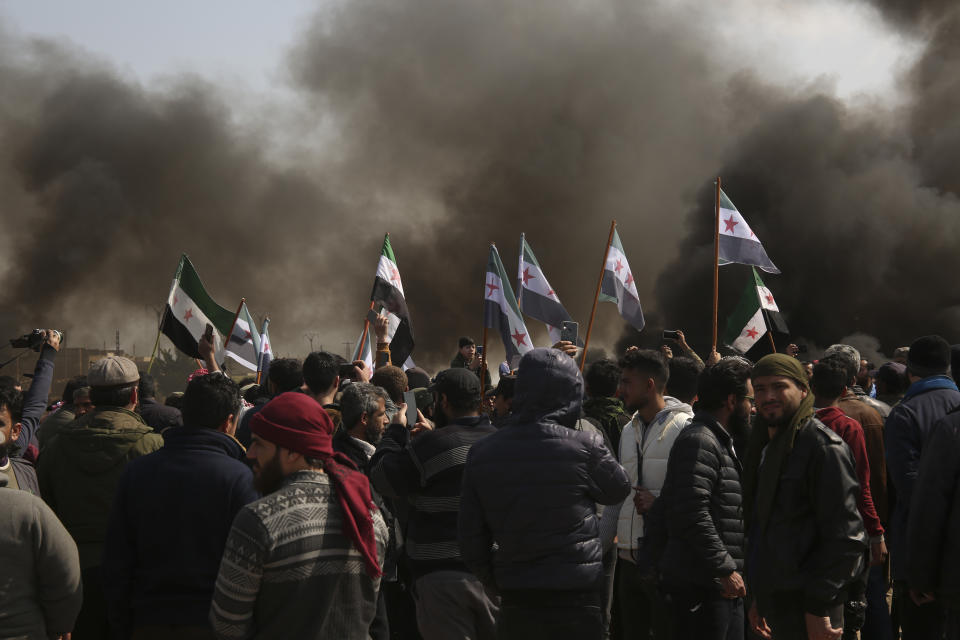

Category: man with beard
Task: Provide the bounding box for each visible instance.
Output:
[210,392,388,640]
[335,382,391,468]
[743,354,866,640]
[655,356,752,639]
[370,368,499,640]
[103,373,257,640]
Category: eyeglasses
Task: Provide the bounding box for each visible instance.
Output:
[743,395,755,405]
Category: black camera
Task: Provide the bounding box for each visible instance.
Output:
[10,329,59,351]
[662,329,680,341]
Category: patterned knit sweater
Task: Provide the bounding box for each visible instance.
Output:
[210,470,387,640]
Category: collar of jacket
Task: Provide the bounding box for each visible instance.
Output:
[903,375,959,402]
[161,425,246,460]
[692,411,732,442]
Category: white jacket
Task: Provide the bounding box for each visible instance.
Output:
[616,396,692,553]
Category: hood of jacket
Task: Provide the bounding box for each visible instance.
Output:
[511,348,583,428]
[655,396,694,422]
[58,407,154,474]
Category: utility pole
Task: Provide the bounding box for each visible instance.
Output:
[116,329,120,354]
[304,332,319,352]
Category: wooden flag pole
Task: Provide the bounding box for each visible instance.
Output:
[580,220,617,371]
[225,298,246,349]
[767,331,777,354]
[146,325,163,374]
[712,177,721,351]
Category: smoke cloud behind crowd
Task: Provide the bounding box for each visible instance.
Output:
[0,0,957,372]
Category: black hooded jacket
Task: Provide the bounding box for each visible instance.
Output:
[458,348,631,592]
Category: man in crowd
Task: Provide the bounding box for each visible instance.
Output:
[1,329,59,494]
[656,356,752,639]
[459,347,631,640]
[38,374,88,450]
[666,356,702,406]
[0,431,83,640]
[103,373,258,639]
[905,402,960,634]
[210,392,388,639]
[743,354,866,640]
[490,374,515,428]
[451,336,491,390]
[875,361,908,408]
[812,356,884,639]
[613,349,692,639]
[336,382,391,469]
[136,372,182,432]
[40,355,163,639]
[370,368,498,640]
[302,350,344,428]
[885,335,960,638]
[582,358,630,453]
[235,357,304,447]
[371,364,408,406]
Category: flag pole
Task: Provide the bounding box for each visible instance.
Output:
[712,177,721,351]
[146,327,163,374]
[480,326,489,398]
[767,331,777,354]
[225,298,245,349]
[580,220,617,371]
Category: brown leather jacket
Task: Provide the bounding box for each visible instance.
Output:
[839,391,888,526]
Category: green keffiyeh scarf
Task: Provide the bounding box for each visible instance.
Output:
[742,354,816,533]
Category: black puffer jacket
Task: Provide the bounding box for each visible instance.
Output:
[747,417,868,617]
[458,348,631,592]
[657,412,743,590]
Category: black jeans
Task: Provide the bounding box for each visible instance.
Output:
[498,589,602,640]
[616,558,670,639]
[665,585,743,640]
[761,592,843,640]
[893,580,944,640]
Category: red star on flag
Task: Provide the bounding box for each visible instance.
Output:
[522,267,535,286]
[614,259,623,274]
[745,327,759,339]
[547,289,555,297]
[173,294,178,306]
[244,330,252,341]
[263,342,269,353]
[765,294,774,305]
[486,282,500,298]
[390,267,401,284]
[625,272,634,287]
[184,308,193,322]
[724,216,739,233]
[511,329,527,346]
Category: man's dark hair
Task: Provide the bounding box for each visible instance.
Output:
[268,358,304,393]
[303,351,340,394]
[0,385,24,422]
[138,373,158,400]
[494,375,516,401]
[61,375,88,405]
[667,356,703,404]
[811,356,848,401]
[90,384,137,408]
[0,375,18,389]
[182,374,241,430]
[697,357,752,411]
[584,359,620,398]
[458,336,475,348]
[618,349,669,392]
[371,365,408,403]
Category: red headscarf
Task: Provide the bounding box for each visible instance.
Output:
[250,392,382,577]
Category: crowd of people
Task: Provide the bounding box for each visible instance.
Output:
[2,321,960,640]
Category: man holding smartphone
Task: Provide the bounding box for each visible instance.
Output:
[451,337,491,390]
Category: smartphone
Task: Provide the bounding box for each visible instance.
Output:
[338,363,355,379]
[561,321,579,343]
[367,309,380,324]
[403,390,418,426]
[475,345,484,357]
[662,329,680,341]
[204,323,214,342]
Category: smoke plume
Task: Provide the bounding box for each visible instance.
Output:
[0,0,956,376]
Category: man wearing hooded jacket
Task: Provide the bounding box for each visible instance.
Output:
[743,354,867,640]
[458,348,631,640]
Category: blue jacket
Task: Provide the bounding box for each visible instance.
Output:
[458,348,631,592]
[885,375,960,580]
[102,426,258,636]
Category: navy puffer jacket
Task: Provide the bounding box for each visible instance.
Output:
[458,348,631,591]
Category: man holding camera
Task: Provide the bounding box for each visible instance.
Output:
[451,336,492,390]
[40,355,163,639]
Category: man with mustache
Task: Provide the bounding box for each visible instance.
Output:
[743,354,867,640]
[210,392,388,640]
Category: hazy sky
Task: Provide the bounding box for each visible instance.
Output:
[0,0,919,100]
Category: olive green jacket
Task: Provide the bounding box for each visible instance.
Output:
[39,407,163,568]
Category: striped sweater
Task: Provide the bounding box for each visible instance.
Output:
[369,415,496,578]
[210,470,388,640]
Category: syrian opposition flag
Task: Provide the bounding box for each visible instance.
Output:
[484,244,534,368]
[723,267,789,354]
[517,234,575,344]
[598,227,645,331]
[224,301,261,371]
[256,317,273,382]
[717,188,780,274]
[369,234,415,367]
[159,255,235,360]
